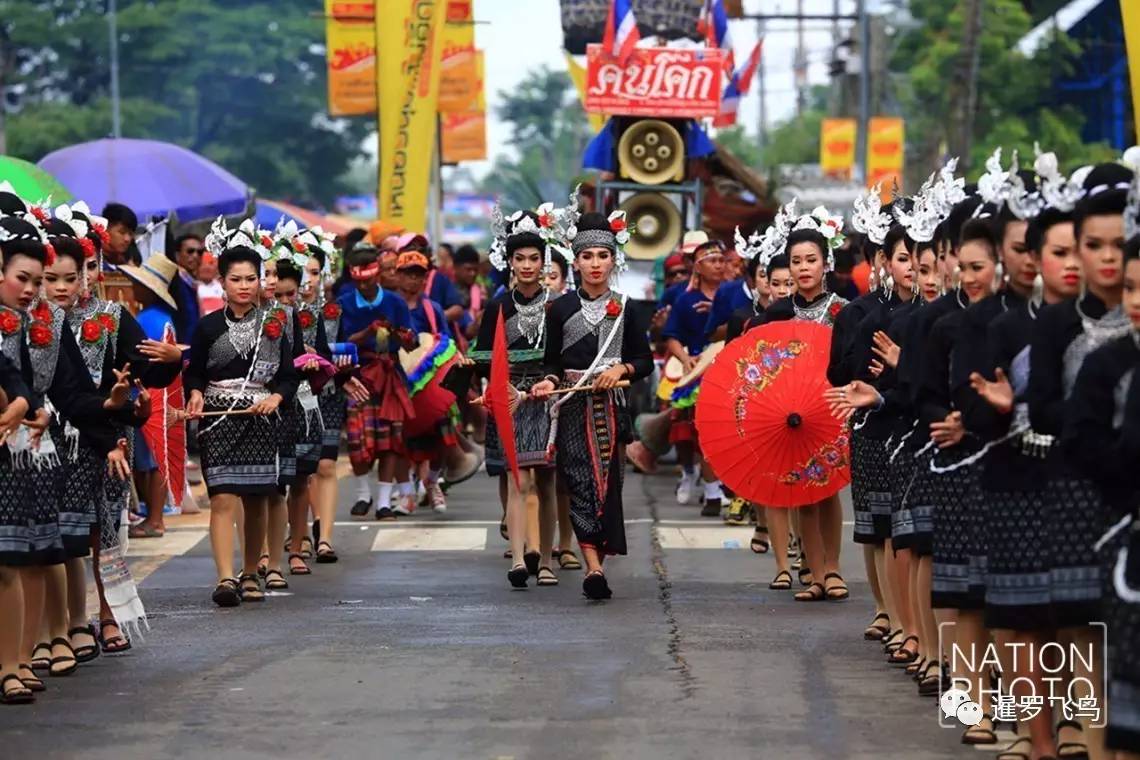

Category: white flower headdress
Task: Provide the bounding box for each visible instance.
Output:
[850,184,891,245]
[791,204,845,271]
[893,172,939,243]
[1126,169,1140,241]
[1034,145,1085,213]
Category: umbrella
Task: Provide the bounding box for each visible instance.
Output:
[0,156,75,203]
[483,309,521,488]
[38,138,248,222]
[695,320,849,507]
[140,324,186,508]
[256,199,355,236]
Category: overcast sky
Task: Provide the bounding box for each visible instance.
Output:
[466,0,870,176]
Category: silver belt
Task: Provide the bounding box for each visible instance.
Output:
[205,380,268,407]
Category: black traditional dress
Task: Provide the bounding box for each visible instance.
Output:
[543,291,652,556]
[724,299,764,343]
[294,302,335,479]
[1028,294,1131,627]
[0,302,129,565]
[473,288,554,475]
[1063,332,1140,752]
[185,305,300,497]
[974,301,1057,630]
[318,301,346,461]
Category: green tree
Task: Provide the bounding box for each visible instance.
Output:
[479,66,592,210]
[0,0,371,209]
[889,0,1115,184]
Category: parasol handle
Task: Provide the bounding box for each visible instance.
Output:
[472,380,631,407]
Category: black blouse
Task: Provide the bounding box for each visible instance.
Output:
[852,296,918,439]
[725,302,764,343]
[542,291,653,382]
[184,306,300,403]
[828,290,885,387]
[1063,333,1140,517]
[915,297,969,430]
[473,289,550,378]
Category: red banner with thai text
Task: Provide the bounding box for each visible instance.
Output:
[584,44,726,118]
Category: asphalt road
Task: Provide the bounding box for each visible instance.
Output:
[0,469,999,760]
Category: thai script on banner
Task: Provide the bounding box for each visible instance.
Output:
[325,0,377,116]
[376,0,448,232]
[584,44,727,118]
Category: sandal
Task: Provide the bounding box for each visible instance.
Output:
[787,535,800,558]
[0,673,34,705]
[48,637,78,676]
[882,628,904,654]
[768,570,793,590]
[211,578,241,608]
[238,573,265,602]
[98,618,132,652]
[300,536,314,560]
[1056,718,1089,759]
[523,550,541,577]
[29,641,50,671]
[507,563,529,589]
[863,612,891,640]
[905,656,927,677]
[917,661,943,697]
[887,635,919,665]
[264,569,289,591]
[127,524,164,539]
[256,554,269,578]
[961,715,997,745]
[288,553,311,576]
[794,582,826,601]
[557,550,582,570]
[69,624,99,663]
[499,521,509,541]
[582,571,612,600]
[16,666,42,693]
[750,526,770,554]
[996,737,1032,760]
[823,572,849,601]
[796,565,812,586]
[536,567,559,586]
[314,540,339,564]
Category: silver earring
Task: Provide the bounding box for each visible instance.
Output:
[1031,273,1044,306]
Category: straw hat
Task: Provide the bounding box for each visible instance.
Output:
[118,255,178,310]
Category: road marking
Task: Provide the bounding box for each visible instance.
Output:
[126,529,209,557]
[657,526,761,549]
[370,526,488,551]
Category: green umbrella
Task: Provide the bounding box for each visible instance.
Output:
[0,156,75,204]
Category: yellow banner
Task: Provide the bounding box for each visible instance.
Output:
[441,111,487,163]
[1123,1,1140,142]
[564,51,606,134]
[325,1,377,116]
[438,1,479,113]
[866,116,905,198]
[820,118,856,178]
[376,0,448,232]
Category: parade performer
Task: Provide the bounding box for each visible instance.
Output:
[0,200,138,701]
[44,210,182,661]
[186,220,300,607]
[756,201,850,602]
[338,246,416,521]
[530,211,653,600]
[661,233,728,515]
[475,205,567,588]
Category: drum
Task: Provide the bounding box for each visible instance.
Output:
[656,356,685,402]
[669,341,724,409]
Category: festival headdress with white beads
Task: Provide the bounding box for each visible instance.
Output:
[791,204,845,272]
[733,225,763,262]
[850,184,891,246]
[206,216,275,281]
[1034,145,1085,213]
[893,172,940,243]
[756,199,796,271]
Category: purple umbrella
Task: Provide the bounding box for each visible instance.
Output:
[38,138,249,223]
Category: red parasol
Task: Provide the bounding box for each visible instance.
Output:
[483,309,522,489]
[695,320,849,507]
[141,323,186,507]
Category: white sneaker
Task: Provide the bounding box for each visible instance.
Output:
[676,476,694,505]
[428,483,447,514]
[393,495,416,516]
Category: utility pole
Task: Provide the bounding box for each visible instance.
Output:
[757,16,767,148]
[794,0,806,117]
[109,0,121,138]
[948,0,984,167]
[857,0,870,184]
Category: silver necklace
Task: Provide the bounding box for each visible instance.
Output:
[1075,296,1129,343]
[226,307,259,359]
[578,288,612,328]
[511,288,548,347]
[793,293,835,324]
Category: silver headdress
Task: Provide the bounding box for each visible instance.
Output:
[976,148,1011,207]
[734,225,763,262]
[1034,145,1084,212]
[850,184,891,245]
[1126,168,1140,241]
[756,199,796,271]
[791,204,845,272]
[1006,151,1046,220]
[893,172,939,243]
